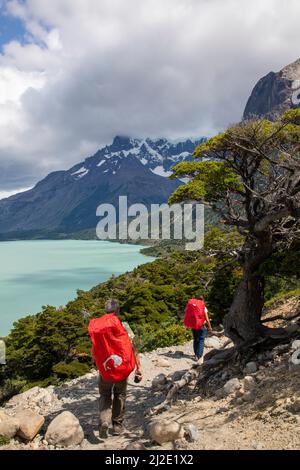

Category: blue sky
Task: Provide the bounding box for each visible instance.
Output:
[0,1,27,50]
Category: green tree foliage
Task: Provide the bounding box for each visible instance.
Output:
[169,110,300,343]
[52,361,91,379]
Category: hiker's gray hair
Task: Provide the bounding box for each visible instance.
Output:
[105,298,120,313]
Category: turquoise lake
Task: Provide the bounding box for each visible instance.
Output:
[0,240,152,336]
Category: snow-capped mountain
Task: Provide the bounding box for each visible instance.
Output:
[0,136,205,239]
[68,135,205,180]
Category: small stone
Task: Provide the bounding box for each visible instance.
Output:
[286,398,300,414]
[243,376,256,391]
[169,370,186,382]
[242,391,254,403]
[31,441,40,450]
[173,351,184,358]
[152,373,168,389]
[214,388,225,399]
[205,336,221,349]
[149,420,184,445]
[286,324,299,335]
[45,411,84,447]
[244,362,257,374]
[235,389,244,398]
[193,396,202,403]
[154,358,171,368]
[289,348,300,370]
[223,378,241,396]
[255,373,266,381]
[15,410,45,441]
[184,423,199,442]
[216,407,228,414]
[252,441,264,450]
[174,438,188,450]
[125,441,147,450]
[291,340,300,351]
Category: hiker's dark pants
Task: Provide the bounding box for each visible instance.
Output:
[98,375,128,426]
[192,327,206,358]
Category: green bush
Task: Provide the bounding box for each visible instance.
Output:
[264,288,300,309]
[52,361,91,379]
[134,319,191,352]
[0,378,27,406]
[0,436,10,446]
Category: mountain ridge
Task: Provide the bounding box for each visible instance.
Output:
[0,136,205,239]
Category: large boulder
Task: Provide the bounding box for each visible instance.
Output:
[15,409,45,441]
[5,387,40,408]
[5,386,57,411]
[149,420,184,445]
[0,409,19,439]
[45,411,84,447]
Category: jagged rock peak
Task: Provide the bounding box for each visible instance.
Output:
[243,57,300,121]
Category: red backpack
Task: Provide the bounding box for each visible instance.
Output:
[88,314,136,382]
[183,298,206,330]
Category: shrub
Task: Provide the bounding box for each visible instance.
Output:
[134,319,191,352]
[52,361,91,379]
[0,436,10,446]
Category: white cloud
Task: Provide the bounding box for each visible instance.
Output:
[0,186,32,200]
[0,0,300,191]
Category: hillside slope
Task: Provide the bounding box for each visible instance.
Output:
[1,296,299,451]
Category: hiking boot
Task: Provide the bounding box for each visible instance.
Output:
[112,424,125,436]
[197,356,204,365]
[98,422,109,439]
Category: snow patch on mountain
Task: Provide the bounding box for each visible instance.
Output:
[71,167,89,178]
[151,166,173,178]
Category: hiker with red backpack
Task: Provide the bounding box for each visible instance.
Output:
[184,295,212,363]
[88,299,143,438]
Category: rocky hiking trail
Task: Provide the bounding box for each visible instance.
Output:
[1,296,300,451]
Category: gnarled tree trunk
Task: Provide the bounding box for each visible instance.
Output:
[224,272,266,345]
[224,232,272,345]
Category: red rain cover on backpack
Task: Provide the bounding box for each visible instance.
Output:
[88,314,136,382]
[183,298,206,330]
